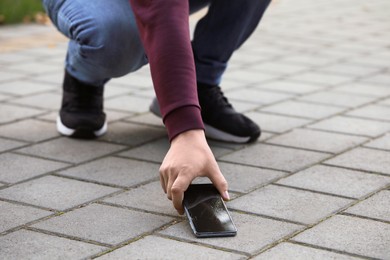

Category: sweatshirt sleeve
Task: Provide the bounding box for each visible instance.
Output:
[129,0,204,141]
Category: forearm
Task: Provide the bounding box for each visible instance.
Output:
[129,0,204,141]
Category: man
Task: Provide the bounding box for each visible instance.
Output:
[43,0,271,214]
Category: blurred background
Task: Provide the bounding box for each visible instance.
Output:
[0,0,48,25]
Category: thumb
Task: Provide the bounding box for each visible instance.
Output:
[208,167,230,201]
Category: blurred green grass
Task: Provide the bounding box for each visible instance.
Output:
[0,0,44,24]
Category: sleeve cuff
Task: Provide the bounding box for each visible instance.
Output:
[163,105,204,142]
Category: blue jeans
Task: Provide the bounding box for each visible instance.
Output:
[43,0,270,86]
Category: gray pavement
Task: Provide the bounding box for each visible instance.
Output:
[1,0,390,259]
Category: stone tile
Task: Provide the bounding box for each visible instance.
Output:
[109,73,153,89]
[267,129,367,153]
[345,190,390,222]
[0,119,59,142]
[98,235,244,260]
[308,116,390,137]
[58,157,159,187]
[333,83,390,97]
[99,121,166,146]
[261,101,346,119]
[0,104,44,124]
[346,104,390,122]
[280,54,336,67]
[0,201,52,233]
[0,153,69,183]
[119,138,169,163]
[363,73,390,86]
[293,215,390,259]
[105,95,151,113]
[103,181,177,216]
[30,72,63,85]
[298,91,376,108]
[244,112,312,133]
[6,61,61,74]
[0,80,56,96]
[287,72,353,86]
[0,230,106,259]
[32,204,172,246]
[17,137,126,164]
[0,70,24,83]
[159,212,303,254]
[103,85,132,98]
[364,133,390,151]
[316,63,382,77]
[125,112,165,127]
[251,61,309,75]
[230,185,352,224]
[214,162,286,193]
[228,88,292,105]
[9,92,61,110]
[253,242,358,260]
[380,98,390,106]
[220,144,330,172]
[256,80,324,95]
[277,165,390,198]
[224,70,279,84]
[0,176,118,210]
[325,147,390,175]
[0,138,26,152]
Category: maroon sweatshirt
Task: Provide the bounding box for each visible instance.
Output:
[129,0,204,141]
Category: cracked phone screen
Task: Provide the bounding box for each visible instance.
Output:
[183,184,237,236]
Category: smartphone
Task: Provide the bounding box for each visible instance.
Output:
[183,184,237,238]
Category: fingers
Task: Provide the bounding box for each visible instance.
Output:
[171,175,191,215]
[208,166,230,201]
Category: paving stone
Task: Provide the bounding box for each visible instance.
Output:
[293,215,390,259]
[315,63,382,77]
[103,85,132,98]
[364,133,390,151]
[345,190,390,222]
[325,147,390,175]
[0,137,26,153]
[298,91,376,108]
[98,235,244,260]
[286,72,353,86]
[0,201,52,233]
[58,157,159,187]
[159,212,303,254]
[214,162,286,193]
[380,98,390,106]
[32,203,172,245]
[261,101,346,119]
[17,137,126,164]
[229,185,353,224]
[103,181,177,216]
[105,95,151,113]
[99,121,166,146]
[243,112,312,133]
[0,103,45,124]
[346,104,390,122]
[119,138,168,163]
[251,61,309,75]
[125,112,165,127]
[308,116,390,137]
[0,70,24,83]
[267,129,367,153]
[280,54,336,67]
[0,153,69,183]
[253,242,358,260]
[277,165,390,198]
[228,88,292,105]
[256,80,324,95]
[0,176,119,210]
[220,144,330,172]
[363,73,390,86]
[0,80,56,96]
[9,92,61,110]
[30,72,63,85]
[0,119,59,142]
[0,230,106,260]
[333,83,390,97]
[224,70,279,84]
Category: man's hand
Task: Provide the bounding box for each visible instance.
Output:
[159,129,229,215]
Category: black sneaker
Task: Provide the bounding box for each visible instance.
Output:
[149,83,261,143]
[57,71,107,139]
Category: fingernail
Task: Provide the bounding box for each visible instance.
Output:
[223,191,230,200]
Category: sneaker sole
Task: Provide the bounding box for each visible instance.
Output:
[149,99,258,143]
[56,116,107,139]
